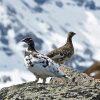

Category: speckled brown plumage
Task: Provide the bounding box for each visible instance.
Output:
[46,32,76,64]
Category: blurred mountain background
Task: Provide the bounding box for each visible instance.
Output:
[0,0,100,89]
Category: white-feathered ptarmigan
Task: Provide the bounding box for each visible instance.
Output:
[47,32,76,64]
[22,37,69,84]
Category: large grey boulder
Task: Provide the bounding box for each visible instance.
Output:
[0,66,100,100]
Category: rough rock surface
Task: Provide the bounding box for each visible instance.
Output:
[0,66,100,100]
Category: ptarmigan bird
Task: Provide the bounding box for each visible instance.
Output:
[47,32,76,64]
[22,37,68,84]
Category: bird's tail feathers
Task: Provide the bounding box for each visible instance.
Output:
[63,75,71,79]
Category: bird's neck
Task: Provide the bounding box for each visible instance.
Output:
[27,42,36,52]
[66,35,73,46]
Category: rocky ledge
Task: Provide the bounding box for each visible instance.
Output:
[0,66,100,100]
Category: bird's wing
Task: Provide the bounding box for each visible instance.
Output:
[47,47,72,59]
[59,48,72,57]
[27,53,50,68]
[30,53,65,77]
[46,48,62,58]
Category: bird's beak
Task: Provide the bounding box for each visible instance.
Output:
[73,33,76,35]
[21,39,25,42]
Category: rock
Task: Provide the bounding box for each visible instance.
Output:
[84,61,100,79]
[0,66,100,100]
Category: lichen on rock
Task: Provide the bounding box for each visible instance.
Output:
[0,66,100,100]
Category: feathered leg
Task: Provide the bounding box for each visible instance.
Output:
[34,76,39,83]
[43,78,46,84]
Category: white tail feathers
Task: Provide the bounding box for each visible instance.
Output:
[63,75,71,79]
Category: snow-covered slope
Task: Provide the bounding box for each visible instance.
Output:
[0,0,100,89]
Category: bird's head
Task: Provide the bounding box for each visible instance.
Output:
[21,37,36,51]
[21,37,33,44]
[68,32,76,37]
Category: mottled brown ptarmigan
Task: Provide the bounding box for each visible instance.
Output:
[46,32,76,64]
[21,37,69,84]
